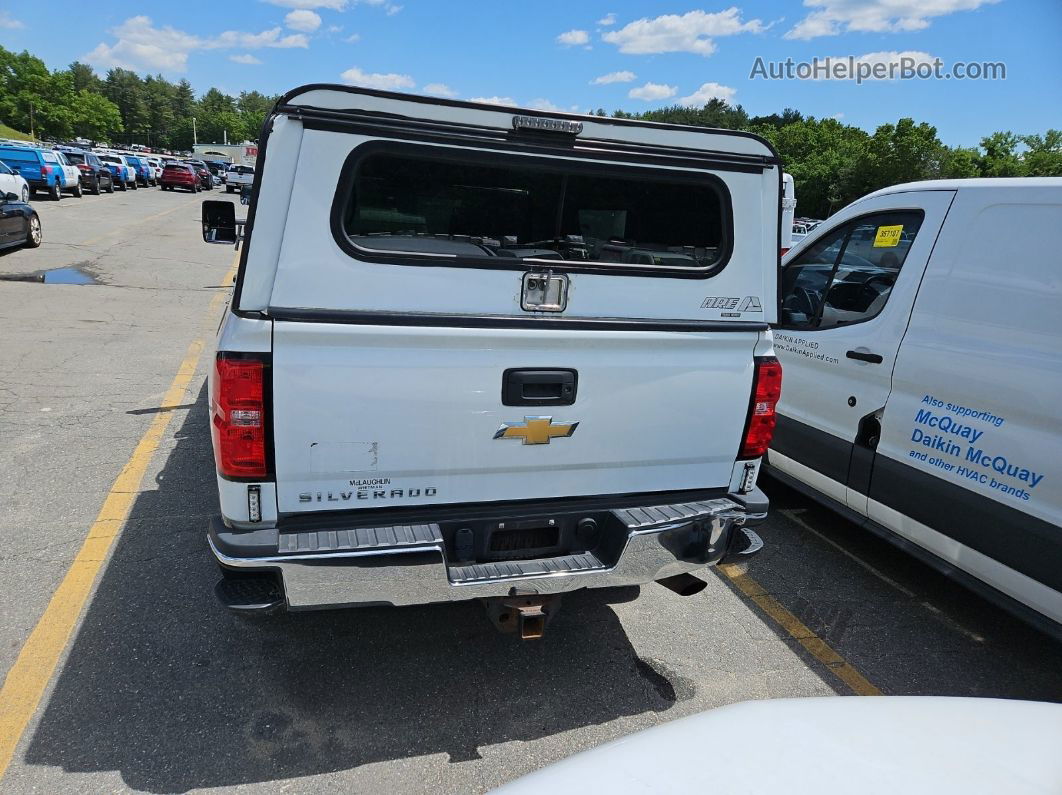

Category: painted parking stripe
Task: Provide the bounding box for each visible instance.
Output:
[718,563,883,697]
[0,253,239,781]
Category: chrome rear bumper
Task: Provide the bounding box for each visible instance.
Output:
[209,494,764,610]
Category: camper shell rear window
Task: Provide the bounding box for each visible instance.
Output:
[333,143,733,277]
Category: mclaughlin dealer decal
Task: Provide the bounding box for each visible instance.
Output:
[907,393,1044,502]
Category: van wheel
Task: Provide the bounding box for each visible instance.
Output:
[49,182,61,201]
[90,177,101,195]
[25,216,41,248]
[71,181,83,198]
[131,181,138,190]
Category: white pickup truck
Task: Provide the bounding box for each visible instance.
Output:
[200,85,783,637]
[225,164,254,194]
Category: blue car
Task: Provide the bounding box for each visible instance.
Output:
[0,145,66,201]
[125,155,156,187]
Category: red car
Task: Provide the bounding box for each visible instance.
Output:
[160,163,200,192]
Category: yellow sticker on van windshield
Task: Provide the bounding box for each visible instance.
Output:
[873,225,903,247]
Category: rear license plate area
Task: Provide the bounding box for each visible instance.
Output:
[487,525,560,559]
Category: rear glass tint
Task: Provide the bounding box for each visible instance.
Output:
[61,152,86,164]
[340,149,729,272]
[0,149,36,162]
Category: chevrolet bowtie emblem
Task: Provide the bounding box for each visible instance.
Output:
[494,416,579,445]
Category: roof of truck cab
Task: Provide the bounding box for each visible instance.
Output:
[859,177,1062,201]
[276,83,780,161]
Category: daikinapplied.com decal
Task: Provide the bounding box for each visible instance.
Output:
[908,393,1044,502]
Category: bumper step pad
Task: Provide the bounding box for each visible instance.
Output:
[613,498,741,530]
[449,552,606,584]
[277,523,442,554]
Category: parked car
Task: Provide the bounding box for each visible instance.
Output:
[145,157,163,183]
[204,160,230,183]
[0,145,66,200]
[49,150,83,197]
[224,164,254,194]
[200,86,782,634]
[0,188,41,250]
[125,154,155,187]
[160,163,200,192]
[0,159,30,202]
[55,148,114,195]
[183,160,213,191]
[96,153,137,190]
[769,177,1062,640]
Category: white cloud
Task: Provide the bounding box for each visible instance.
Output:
[628,82,677,101]
[229,54,263,64]
[422,82,457,97]
[285,9,322,32]
[0,11,24,29]
[469,96,516,106]
[603,8,765,56]
[831,112,845,120]
[556,29,590,46]
[344,33,361,43]
[264,0,347,8]
[528,98,564,111]
[386,4,403,15]
[339,66,415,90]
[326,24,342,33]
[591,70,636,85]
[597,12,617,26]
[784,0,997,39]
[84,16,307,72]
[679,81,737,106]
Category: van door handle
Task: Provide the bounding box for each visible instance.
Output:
[846,350,883,364]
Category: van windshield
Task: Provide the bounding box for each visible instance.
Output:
[342,149,728,271]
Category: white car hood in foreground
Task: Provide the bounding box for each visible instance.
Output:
[495,697,1062,795]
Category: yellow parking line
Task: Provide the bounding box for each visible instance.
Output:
[718,563,883,697]
[0,252,239,781]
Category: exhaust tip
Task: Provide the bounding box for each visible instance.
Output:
[656,573,708,597]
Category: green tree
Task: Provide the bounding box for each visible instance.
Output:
[1021,130,1062,176]
[939,146,981,179]
[73,90,123,140]
[67,61,102,93]
[979,132,1025,177]
[102,68,148,141]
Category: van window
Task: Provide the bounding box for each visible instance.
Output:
[340,148,730,273]
[779,210,924,329]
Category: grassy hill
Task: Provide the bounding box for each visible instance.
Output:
[0,123,34,142]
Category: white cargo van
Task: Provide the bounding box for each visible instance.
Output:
[768,178,1062,638]
[201,85,783,636]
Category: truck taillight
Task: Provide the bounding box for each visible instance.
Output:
[739,357,782,459]
[211,354,270,478]
[41,165,52,175]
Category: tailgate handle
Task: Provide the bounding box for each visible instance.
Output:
[503,369,577,406]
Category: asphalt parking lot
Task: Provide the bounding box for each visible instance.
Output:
[0,190,1060,793]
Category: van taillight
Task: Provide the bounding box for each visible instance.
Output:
[211,354,270,478]
[739,357,783,459]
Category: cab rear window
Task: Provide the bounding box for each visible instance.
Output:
[337,145,731,274]
[0,149,37,162]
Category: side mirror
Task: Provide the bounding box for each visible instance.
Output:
[240,185,252,206]
[202,200,237,244]
[2,192,17,202]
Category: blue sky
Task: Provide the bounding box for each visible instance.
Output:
[2,0,1059,146]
